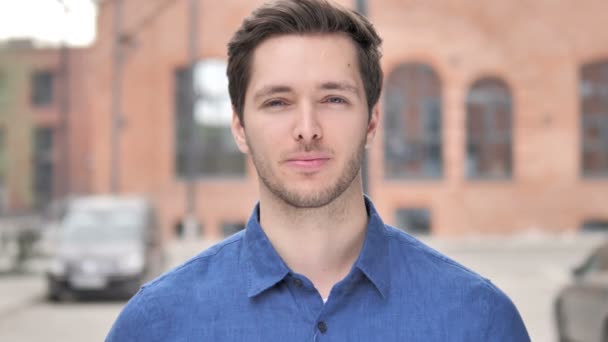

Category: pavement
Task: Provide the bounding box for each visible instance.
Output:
[0,270,45,321]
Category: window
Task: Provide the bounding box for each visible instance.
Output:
[580,60,608,177]
[384,63,442,179]
[581,219,608,233]
[222,221,245,237]
[395,208,431,235]
[174,60,245,178]
[0,129,6,213]
[173,218,202,239]
[0,70,7,104]
[466,77,513,179]
[31,70,55,107]
[33,127,54,209]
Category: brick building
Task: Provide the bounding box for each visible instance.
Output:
[2,0,608,239]
[0,40,91,213]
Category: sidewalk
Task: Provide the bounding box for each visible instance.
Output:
[0,272,44,319]
[421,232,605,253]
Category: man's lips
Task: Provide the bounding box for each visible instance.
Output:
[287,158,329,167]
[283,154,331,170]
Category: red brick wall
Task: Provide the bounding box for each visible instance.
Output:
[78,0,608,238]
[369,0,608,235]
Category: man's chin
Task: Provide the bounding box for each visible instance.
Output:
[276,190,337,209]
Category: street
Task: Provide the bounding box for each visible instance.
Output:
[0,235,603,341]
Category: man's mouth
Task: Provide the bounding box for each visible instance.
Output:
[284,153,331,170]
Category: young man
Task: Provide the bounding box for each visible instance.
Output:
[107,0,530,340]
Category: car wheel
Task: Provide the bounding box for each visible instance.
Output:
[47,284,74,303]
[46,280,62,302]
[47,291,60,302]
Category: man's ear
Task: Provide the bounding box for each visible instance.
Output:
[365,104,380,149]
[231,109,249,154]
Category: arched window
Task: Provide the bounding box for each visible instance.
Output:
[384,63,442,179]
[465,77,513,179]
[580,60,608,177]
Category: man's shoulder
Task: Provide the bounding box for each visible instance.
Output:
[381,225,528,339]
[144,231,246,294]
[382,225,504,296]
[105,232,247,341]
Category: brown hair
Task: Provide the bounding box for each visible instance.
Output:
[227,0,383,122]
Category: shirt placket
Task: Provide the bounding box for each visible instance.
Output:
[285,273,331,340]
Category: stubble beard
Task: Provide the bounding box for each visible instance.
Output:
[248,139,366,209]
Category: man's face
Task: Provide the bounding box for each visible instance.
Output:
[232,33,379,208]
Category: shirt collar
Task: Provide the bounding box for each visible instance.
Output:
[243,196,391,299]
[353,197,391,299]
[243,205,291,298]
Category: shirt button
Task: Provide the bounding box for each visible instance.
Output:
[317,321,328,334]
[293,278,303,288]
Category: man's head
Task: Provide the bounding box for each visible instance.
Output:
[228,0,383,209]
[227,0,383,123]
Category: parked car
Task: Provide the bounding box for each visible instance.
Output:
[555,242,608,342]
[46,196,165,301]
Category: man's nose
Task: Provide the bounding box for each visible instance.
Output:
[292,104,322,143]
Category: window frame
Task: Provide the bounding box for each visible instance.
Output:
[173,63,246,180]
[465,76,514,181]
[30,70,55,107]
[32,127,54,209]
[383,62,444,180]
[580,59,608,178]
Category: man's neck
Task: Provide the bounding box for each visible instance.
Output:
[258,181,368,298]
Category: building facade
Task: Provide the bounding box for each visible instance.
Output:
[0,41,92,214]
[2,0,608,239]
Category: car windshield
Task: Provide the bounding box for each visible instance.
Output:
[61,207,144,243]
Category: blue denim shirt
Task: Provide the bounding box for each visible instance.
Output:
[107,198,530,341]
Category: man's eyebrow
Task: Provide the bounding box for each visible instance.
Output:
[252,85,293,101]
[319,81,360,98]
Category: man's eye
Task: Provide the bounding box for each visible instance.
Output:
[265,99,287,107]
[325,97,347,104]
